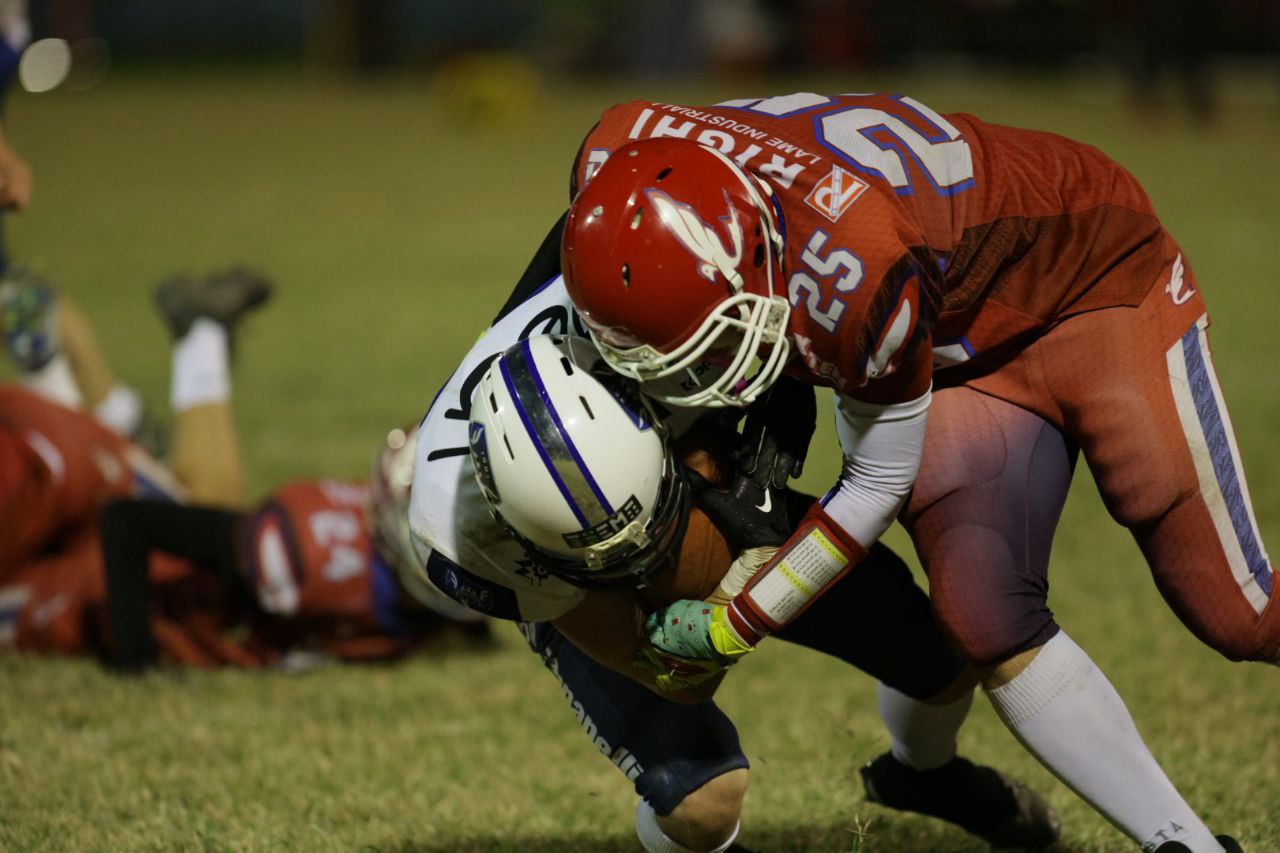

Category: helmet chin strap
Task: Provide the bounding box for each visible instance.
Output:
[584,518,652,569]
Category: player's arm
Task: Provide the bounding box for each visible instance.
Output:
[645,219,941,661]
[647,349,932,663]
[553,591,724,704]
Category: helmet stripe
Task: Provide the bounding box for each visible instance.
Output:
[518,339,616,517]
[499,342,615,528]
[498,354,589,526]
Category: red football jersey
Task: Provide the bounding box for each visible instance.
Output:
[0,387,136,577]
[243,478,406,660]
[575,94,1167,397]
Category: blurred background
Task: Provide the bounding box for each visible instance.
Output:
[15,1,1280,111]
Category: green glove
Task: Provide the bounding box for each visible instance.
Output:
[644,599,757,662]
[633,645,728,693]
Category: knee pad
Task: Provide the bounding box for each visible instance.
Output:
[939,609,1060,668]
[635,797,741,853]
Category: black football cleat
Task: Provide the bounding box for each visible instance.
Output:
[154,266,273,340]
[860,752,1060,851]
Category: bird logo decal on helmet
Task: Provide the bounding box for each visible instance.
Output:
[644,188,746,288]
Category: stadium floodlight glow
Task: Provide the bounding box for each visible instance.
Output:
[19,38,72,94]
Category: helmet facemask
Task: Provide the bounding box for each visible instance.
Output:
[584,289,790,408]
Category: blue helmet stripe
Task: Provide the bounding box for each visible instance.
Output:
[499,355,589,527]
[519,338,615,517]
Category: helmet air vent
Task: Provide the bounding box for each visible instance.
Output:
[656,167,672,181]
[579,396,595,420]
[621,263,631,289]
[560,356,574,376]
[630,208,643,230]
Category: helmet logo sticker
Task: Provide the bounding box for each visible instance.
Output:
[804,165,868,223]
[644,188,744,286]
[469,422,500,503]
[563,494,643,549]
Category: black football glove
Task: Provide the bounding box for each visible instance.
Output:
[685,432,794,551]
[740,374,816,488]
[682,377,816,552]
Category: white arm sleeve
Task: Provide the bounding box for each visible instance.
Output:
[820,388,931,548]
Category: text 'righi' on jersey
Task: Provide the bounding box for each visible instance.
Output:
[625,105,824,189]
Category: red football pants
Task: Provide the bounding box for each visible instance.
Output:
[904,264,1279,664]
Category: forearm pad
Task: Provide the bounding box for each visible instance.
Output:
[725,508,867,645]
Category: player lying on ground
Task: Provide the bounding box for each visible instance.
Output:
[0,270,484,665]
[558,92,1266,852]
[407,282,1057,851]
[99,422,490,671]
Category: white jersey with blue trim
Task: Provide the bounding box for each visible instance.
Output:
[408,276,593,623]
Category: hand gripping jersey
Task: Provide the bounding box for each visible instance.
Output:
[575,94,1165,392]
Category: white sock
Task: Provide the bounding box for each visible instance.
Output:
[987,631,1222,852]
[876,681,973,770]
[635,799,739,853]
[94,384,144,438]
[20,353,83,409]
[170,319,230,411]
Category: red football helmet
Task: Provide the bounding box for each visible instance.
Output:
[561,138,791,408]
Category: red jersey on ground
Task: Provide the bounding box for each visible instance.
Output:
[0,387,136,578]
[243,478,411,661]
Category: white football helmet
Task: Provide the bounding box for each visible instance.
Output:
[469,334,690,589]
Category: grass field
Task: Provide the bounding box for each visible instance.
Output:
[2,65,1279,851]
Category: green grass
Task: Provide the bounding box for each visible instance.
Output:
[2,66,1279,850]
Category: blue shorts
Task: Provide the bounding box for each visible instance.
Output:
[520,621,748,816]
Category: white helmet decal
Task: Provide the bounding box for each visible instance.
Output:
[645,188,745,290]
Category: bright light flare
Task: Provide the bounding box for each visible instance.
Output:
[19,38,72,93]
